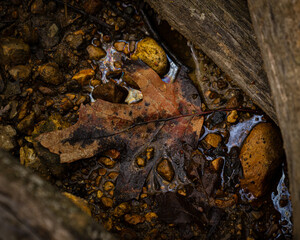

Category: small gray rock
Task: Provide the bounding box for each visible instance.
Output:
[9,101,18,119]
[9,65,31,81]
[65,33,84,49]
[4,81,21,97]
[0,125,17,151]
[41,23,60,49]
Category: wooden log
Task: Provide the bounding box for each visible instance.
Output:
[247,0,300,238]
[0,150,116,240]
[145,0,277,122]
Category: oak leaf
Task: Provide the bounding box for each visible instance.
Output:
[37,60,204,201]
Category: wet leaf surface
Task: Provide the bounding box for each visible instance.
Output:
[37,60,204,201]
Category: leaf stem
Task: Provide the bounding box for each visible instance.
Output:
[131,108,262,127]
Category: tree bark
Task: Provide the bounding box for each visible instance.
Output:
[247,0,300,238]
[0,150,116,240]
[145,0,277,122]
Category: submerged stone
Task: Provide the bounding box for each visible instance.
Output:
[239,123,284,198]
[156,158,175,182]
[131,37,167,76]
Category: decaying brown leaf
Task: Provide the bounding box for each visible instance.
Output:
[37,60,204,201]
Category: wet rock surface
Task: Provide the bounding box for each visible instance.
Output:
[87,45,106,60]
[240,123,284,197]
[131,37,167,75]
[92,81,128,103]
[0,1,292,239]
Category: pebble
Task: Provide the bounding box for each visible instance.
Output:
[113,61,122,69]
[31,0,44,14]
[146,147,154,160]
[32,113,70,137]
[65,32,84,49]
[72,69,95,86]
[92,81,128,103]
[107,172,119,180]
[83,0,102,15]
[114,202,131,217]
[125,88,143,104]
[227,110,238,123]
[136,157,146,167]
[48,24,59,38]
[99,168,107,176]
[38,86,55,95]
[211,157,223,171]
[123,43,130,55]
[46,1,57,13]
[75,95,87,105]
[4,81,21,97]
[226,95,242,108]
[101,197,113,208]
[131,37,167,75]
[204,133,222,148]
[217,79,228,90]
[90,79,101,87]
[59,97,73,112]
[177,188,187,196]
[98,156,116,168]
[86,45,106,60]
[0,38,30,65]
[39,23,60,49]
[215,194,238,208]
[18,101,29,120]
[124,214,145,225]
[129,41,136,53]
[239,123,284,197]
[145,212,158,222]
[17,112,35,133]
[114,41,126,52]
[105,149,120,159]
[20,145,41,169]
[209,111,226,127]
[54,43,79,67]
[97,190,103,199]
[251,211,264,220]
[38,62,63,85]
[156,158,175,182]
[103,181,114,191]
[9,65,31,81]
[0,125,17,151]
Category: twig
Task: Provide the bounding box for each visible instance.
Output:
[88,108,262,140]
